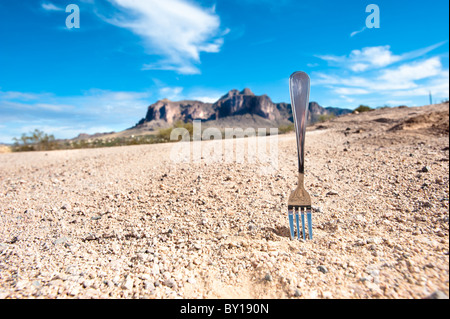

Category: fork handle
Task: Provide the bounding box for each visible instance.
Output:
[289,71,310,174]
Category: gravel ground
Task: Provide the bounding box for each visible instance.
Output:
[0,103,448,299]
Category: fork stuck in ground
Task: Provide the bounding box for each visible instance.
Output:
[288,71,313,240]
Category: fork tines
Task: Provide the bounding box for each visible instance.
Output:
[288,205,312,240]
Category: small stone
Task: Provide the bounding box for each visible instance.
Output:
[8,236,19,244]
[421,166,430,173]
[294,289,302,297]
[164,278,176,288]
[326,191,339,196]
[425,290,448,299]
[193,258,202,265]
[264,273,272,282]
[83,280,94,288]
[121,276,134,290]
[53,237,70,245]
[83,233,97,241]
[312,206,323,213]
[144,281,155,291]
[318,266,328,274]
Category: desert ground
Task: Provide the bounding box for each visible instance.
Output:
[0,103,448,299]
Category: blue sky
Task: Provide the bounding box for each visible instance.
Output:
[0,0,448,142]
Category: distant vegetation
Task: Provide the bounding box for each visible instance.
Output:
[12,129,57,152]
[11,129,167,152]
[278,123,295,134]
[157,120,194,142]
[353,105,373,113]
[317,113,336,122]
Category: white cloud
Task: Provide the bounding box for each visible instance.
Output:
[158,87,184,100]
[317,42,447,73]
[334,88,369,95]
[190,96,220,103]
[0,89,153,142]
[316,57,448,92]
[318,45,402,72]
[313,44,449,108]
[102,0,225,74]
[41,2,64,11]
[378,57,443,83]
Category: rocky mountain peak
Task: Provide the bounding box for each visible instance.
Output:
[134,88,351,129]
[240,88,254,96]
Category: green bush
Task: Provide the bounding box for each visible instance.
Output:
[12,129,57,152]
[157,120,193,142]
[278,123,295,134]
[317,113,336,123]
[353,105,373,113]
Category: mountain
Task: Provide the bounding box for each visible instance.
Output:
[133,88,351,130]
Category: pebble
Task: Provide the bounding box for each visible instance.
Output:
[121,276,134,290]
[326,191,339,196]
[53,237,70,245]
[425,290,448,299]
[264,273,273,282]
[317,266,328,274]
[61,203,71,210]
[164,278,176,288]
[421,166,431,173]
[83,233,97,241]
[312,206,323,213]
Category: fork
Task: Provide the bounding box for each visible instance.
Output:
[288,71,313,240]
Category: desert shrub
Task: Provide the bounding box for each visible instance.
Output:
[317,113,336,122]
[158,121,194,142]
[278,123,295,134]
[12,129,57,152]
[353,105,373,113]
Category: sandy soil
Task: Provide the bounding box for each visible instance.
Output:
[0,103,448,299]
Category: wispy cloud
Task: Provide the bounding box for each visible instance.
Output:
[158,87,184,100]
[41,2,64,11]
[313,43,449,108]
[350,26,366,37]
[0,89,152,142]
[99,0,225,75]
[317,41,448,72]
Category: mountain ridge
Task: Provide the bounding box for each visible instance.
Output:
[134,88,351,130]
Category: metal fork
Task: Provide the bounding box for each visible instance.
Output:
[288,71,313,240]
